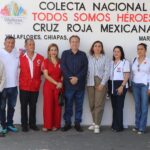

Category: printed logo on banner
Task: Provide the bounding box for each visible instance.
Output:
[0,1,27,24]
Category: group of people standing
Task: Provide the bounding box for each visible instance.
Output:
[0,35,149,138]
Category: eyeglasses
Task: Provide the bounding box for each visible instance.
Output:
[137,64,140,72]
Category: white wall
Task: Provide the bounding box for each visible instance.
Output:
[0,0,150,126]
[13,82,150,126]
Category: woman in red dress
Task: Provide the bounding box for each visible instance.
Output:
[42,43,63,131]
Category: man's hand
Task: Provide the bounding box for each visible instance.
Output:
[96,84,104,91]
[70,76,78,85]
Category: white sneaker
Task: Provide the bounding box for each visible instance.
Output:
[88,123,95,130]
[137,131,144,135]
[132,128,138,132]
[94,125,100,134]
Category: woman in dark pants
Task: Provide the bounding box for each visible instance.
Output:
[109,46,130,132]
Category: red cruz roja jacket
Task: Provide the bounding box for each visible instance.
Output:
[19,53,44,92]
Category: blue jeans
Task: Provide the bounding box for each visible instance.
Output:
[1,87,18,128]
[63,89,85,125]
[132,82,148,132]
[0,92,2,124]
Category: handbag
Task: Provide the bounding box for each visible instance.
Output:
[58,91,64,106]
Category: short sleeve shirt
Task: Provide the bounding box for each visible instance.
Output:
[110,59,130,81]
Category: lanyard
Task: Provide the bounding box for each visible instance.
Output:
[112,61,121,94]
[112,60,126,94]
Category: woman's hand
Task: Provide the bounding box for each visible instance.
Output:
[56,82,63,89]
[96,84,104,91]
[117,86,124,95]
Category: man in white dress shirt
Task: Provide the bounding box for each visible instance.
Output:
[0,36,19,134]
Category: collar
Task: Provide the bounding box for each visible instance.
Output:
[92,54,103,60]
[69,49,80,55]
[24,52,37,61]
[3,48,15,54]
[136,56,148,64]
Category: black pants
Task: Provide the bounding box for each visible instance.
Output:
[19,90,39,128]
[108,80,127,131]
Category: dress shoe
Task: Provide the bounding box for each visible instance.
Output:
[61,124,72,131]
[74,124,83,132]
[22,126,29,132]
[30,125,39,131]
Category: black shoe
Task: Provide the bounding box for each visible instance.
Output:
[111,128,117,132]
[0,132,5,137]
[22,126,29,132]
[61,124,72,132]
[116,129,124,132]
[74,124,83,132]
[112,127,124,132]
[30,125,39,131]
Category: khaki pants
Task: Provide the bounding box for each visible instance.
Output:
[87,76,107,125]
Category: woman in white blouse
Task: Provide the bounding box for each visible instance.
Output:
[87,41,110,133]
[131,43,150,134]
[109,46,130,132]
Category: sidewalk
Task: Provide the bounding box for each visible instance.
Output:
[0,126,150,150]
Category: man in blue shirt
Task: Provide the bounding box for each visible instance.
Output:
[61,35,88,132]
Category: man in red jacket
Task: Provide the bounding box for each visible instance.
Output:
[19,38,44,132]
